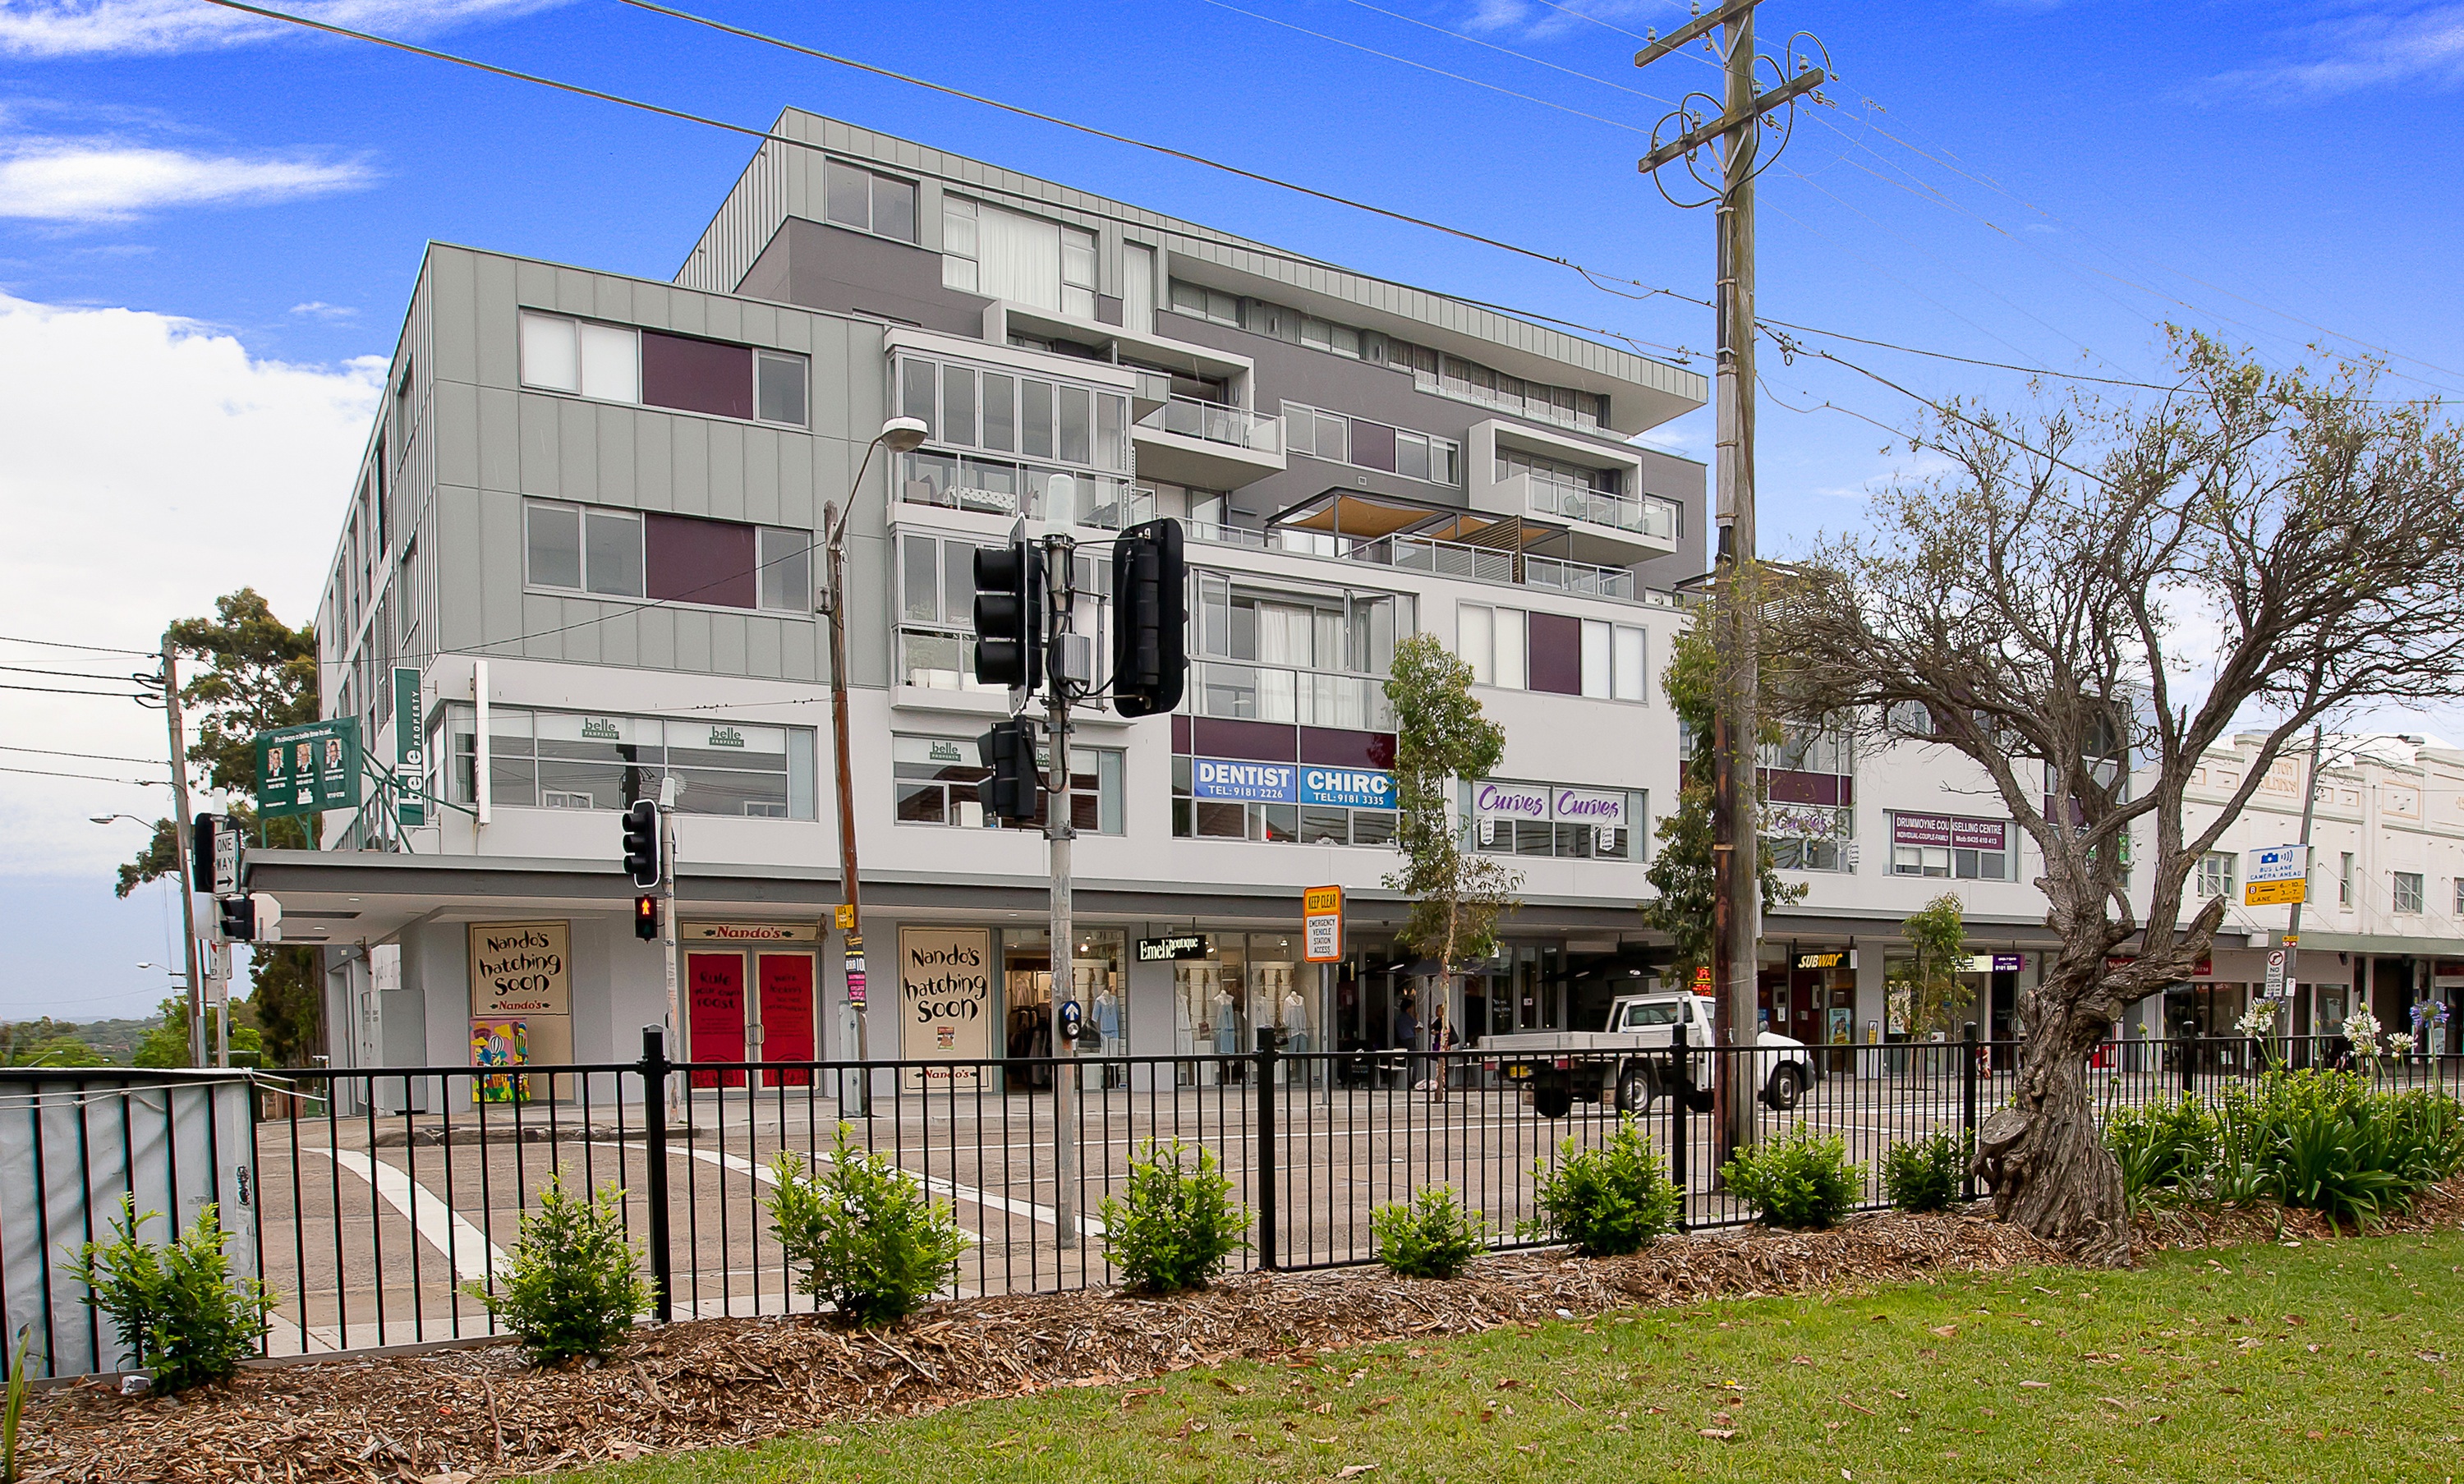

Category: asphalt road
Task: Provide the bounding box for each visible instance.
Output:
[246,1051,2192,1357]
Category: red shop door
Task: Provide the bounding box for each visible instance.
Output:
[687,951,747,1088]
[758,953,816,1087]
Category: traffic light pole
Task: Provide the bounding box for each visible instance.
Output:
[660,787,682,1116]
[160,636,206,1068]
[1046,531,1080,1250]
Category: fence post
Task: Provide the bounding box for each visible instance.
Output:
[1255,1026,1279,1271]
[1666,1027,1689,1231]
[2177,1030,2195,1095]
[641,1025,674,1324]
[1960,1021,1980,1204]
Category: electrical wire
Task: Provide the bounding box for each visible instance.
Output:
[0,635,157,657]
[0,683,151,699]
[0,765,165,786]
[0,663,155,683]
[0,743,168,766]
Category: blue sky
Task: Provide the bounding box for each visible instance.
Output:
[2,0,2460,1020]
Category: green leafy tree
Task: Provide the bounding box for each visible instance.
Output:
[131,1000,260,1070]
[1381,633,1518,976]
[113,590,323,1067]
[1640,599,1805,986]
[1899,894,1972,1037]
[0,1019,110,1068]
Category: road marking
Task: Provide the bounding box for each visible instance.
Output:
[312,1148,509,1285]
[670,1133,1084,1237]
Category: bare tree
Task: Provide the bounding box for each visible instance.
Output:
[1768,333,2464,1261]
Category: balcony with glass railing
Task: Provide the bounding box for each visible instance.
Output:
[1514,469,1681,547]
[1188,659,1395,733]
[1130,396,1286,488]
[1172,506,1672,607]
[899,453,1153,531]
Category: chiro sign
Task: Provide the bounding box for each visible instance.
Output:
[254,719,362,820]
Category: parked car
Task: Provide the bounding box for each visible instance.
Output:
[1481,991,1819,1119]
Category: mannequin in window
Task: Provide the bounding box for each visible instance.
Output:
[1215,982,1241,1078]
[1095,978,1123,1086]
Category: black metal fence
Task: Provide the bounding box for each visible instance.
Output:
[11,1027,2461,1376]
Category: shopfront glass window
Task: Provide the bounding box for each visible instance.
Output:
[444,704,813,819]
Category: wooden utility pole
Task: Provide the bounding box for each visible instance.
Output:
[1638,1,1827,1160]
[159,636,206,1066]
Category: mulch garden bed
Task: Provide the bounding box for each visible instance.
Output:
[25,1187,2464,1484]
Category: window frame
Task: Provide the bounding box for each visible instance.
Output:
[518,309,811,430]
[524,499,646,599]
[2393,871,2425,914]
[2195,851,2236,899]
[822,159,919,243]
[1282,400,1460,487]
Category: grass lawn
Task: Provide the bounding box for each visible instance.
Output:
[563,1229,2464,1483]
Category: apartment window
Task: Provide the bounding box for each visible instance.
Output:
[2341,851,2356,906]
[1283,402,1460,486]
[822,159,917,242]
[1455,603,1642,700]
[1121,243,1156,333]
[895,733,1121,834]
[526,501,807,613]
[1190,572,1412,731]
[518,310,809,427]
[2455,877,2464,915]
[2195,851,2236,899]
[525,501,645,597]
[2394,871,2425,914]
[756,526,811,613]
[1166,278,1241,327]
[894,531,1002,691]
[941,197,1096,317]
[448,704,816,819]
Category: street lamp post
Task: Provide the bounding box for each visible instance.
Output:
[820,416,930,1110]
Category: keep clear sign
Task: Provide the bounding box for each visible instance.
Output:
[899,926,991,1088]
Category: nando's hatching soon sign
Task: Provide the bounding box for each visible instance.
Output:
[254,718,362,820]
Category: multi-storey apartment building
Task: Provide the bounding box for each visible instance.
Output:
[260,110,2181,1087]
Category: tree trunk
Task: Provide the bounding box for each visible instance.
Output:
[1981,963,2131,1266]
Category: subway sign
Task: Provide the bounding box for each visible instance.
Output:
[1192,758,1395,810]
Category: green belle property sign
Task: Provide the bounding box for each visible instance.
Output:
[255,718,363,820]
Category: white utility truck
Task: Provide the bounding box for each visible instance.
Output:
[1479,990,1818,1119]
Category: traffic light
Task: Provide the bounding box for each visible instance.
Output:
[188,813,219,893]
[972,531,1044,699]
[976,718,1042,824]
[635,893,660,941]
[1110,517,1187,718]
[215,893,280,943]
[621,800,661,889]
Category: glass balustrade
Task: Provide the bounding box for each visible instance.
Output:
[1188,660,1395,732]
[1133,395,1284,454]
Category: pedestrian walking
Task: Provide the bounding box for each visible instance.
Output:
[1427,1004,1455,1102]
[1395,993,1422,1089]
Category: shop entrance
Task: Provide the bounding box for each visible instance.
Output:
[686,949,820,1088]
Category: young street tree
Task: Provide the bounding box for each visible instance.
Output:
[1769,333,2464,1260]
[1897,894,1971,1039]
[1642,590,1806,988]
[1383,633,1519,981]
[116,589,323,1067]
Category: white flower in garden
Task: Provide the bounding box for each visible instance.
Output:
[2389,1031,2416,1056]
[2235,1000,2279,1036]
[2345,1005,2384,1056]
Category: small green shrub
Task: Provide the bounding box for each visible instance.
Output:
[62,1196,273,1392]
[1370,1186,1487,1280]
[1720,1123,1862,1230]
[1521,1117,1683,1257]
[463,1174,652,1364]
[2106,1096,2218,1201]
[1880,1129,1967,1213]
[769,1125,972,1325]
[1099,1139,1250,1292]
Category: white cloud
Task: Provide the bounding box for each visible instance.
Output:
[288,299,355,319]
[0,292,379,878]
[2210,2,2464,98]
[0,0,561,57]
[1461,0,1675,41]
[0,141,370,222]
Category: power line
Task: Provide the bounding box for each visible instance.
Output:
[0,663,156,684]
[0,683,150,699]
[0,765,164,786]
[0,635,157,658]
[0,743,168,766]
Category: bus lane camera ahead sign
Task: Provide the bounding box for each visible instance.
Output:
[2244,843,2310,907]
[1303,884,1343,963]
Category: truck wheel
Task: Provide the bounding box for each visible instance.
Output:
[1533,1087,1574,1120]
[1616,1064,1655,1113]
[1763,1064,1805,1112]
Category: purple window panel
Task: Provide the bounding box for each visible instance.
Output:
[646,513,757,608]
[1526,611,1582,695]
[641,331,754,420]
[1347,418,1397,473]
